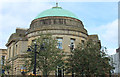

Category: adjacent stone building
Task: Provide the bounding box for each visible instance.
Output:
[0,49,7,75]
[5,5,100,75]
[111,47,120,74]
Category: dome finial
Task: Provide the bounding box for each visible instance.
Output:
[55,0,58,7]
[56,2,58,7]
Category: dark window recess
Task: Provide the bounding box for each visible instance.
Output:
[64,19,66,24]
[33,23,37,28]
[32,39,36,43]
[42,20,45,24]
[58,68,62,77]
[40,20,43,25]
[40,19,52,25]
[55,67,64,77]
[45,19,49,24]
[70,38,75,51]
[40,19,67,25]
[16,45,17,54]
[48,19,51,25]
[1,56,5,65]
[54,19,57,24]
[19,34,22,36]
[59,19,63,24]
[41,20,43,24]
[9,47,11,58]
[70,43,74,50]
[81,40,85,44]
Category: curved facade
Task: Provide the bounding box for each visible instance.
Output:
[27,6,88,53]
[5,5,100,75]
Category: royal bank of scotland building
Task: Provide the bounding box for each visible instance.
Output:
[4,5,100,75]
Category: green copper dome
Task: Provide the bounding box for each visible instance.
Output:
[35,7,78,19]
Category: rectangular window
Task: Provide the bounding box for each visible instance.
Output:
[70,38,75,51]
[16,45,17,55]
[9,47,11,58]
[13,46,14,57]
[57,38,63,49]
[1,56,5,65]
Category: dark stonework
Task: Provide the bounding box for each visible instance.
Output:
[27,16,88,38]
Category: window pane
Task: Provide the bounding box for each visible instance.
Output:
[70,38,75,50]
[1,56,5,65]
[57,38,63,49]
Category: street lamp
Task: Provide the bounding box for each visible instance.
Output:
[27,41,44,75]
[27,41,38,75]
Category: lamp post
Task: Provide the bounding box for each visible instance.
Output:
[27,43,37,75]
[27,42,44,76]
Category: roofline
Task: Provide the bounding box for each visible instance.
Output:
[32,16,81,24]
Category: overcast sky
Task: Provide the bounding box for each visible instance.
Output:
[0,0,118,55]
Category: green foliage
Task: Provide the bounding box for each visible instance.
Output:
[66,40,114,76]
[3,63,11,75]
[24,34,65,76]
[3,64,11,70]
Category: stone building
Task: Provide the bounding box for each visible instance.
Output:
[5,4,100,75]
[0,49,7,75]
[111,47,120,74]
